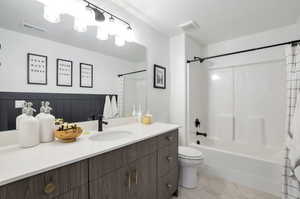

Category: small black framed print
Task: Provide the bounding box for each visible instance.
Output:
[57,59,73,87]
[27,53,47,85]
[153,64,166,89]
[80,63,93,88]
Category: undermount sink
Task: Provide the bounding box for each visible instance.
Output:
[89,131,133,142]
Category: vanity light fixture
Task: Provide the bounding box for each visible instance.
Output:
[35,0,134,46]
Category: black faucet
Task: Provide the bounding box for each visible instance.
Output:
[98,115,108,132]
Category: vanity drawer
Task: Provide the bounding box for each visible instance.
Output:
[157,142,178,177]
[158,130,178,149]
[89,148,124,181]
[0,160,88,199]
[122,136,158,164]
[158,168,178,199]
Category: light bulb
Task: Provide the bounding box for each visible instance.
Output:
[84,6,96,25]
[74,18,87,32]
[125,26,134,42]
[115,35,125,47]
[97,26,108,40]
[108,17,119,35]
[44,5,61,23]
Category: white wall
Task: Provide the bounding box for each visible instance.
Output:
[169,34,186,145]
[186,36,207,144]
[205,24,299,67]
[0,28,136,94]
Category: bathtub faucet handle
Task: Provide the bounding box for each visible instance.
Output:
[196,131,207,137]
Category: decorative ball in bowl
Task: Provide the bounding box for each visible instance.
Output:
[55,126,83,143]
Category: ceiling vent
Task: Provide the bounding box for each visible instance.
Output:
[23,22,46,32]
[179,20,200,33]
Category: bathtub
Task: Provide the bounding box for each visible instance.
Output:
[190,138,282,197]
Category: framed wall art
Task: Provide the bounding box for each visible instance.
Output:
[57,59,73,87]
[27,53,47,85]
[153,64,166,89]
[80,63,93,88]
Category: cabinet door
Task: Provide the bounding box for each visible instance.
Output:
[121,153,157,199]
[90,168,127,199]
[134,153,157,199]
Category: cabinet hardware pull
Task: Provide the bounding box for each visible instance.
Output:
[167,184,173,189]
[167,136,173,141]
[128,173,131,191]
[135,170,138,185]
[44,182,56,194]
[167,156,173,161]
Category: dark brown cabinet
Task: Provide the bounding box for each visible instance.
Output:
[0,129,179,199]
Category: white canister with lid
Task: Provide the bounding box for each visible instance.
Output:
[38,101,55,143]
[19,102,40,148]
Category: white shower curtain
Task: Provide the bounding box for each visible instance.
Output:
[283,43,300,199]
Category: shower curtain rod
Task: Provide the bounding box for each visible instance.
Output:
[187,39,300,64]
[118,69,147,77]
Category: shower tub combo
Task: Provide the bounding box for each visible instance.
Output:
[190,138,282,197]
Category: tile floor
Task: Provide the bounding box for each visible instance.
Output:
[173,174,280,199]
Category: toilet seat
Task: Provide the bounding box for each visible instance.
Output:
[179,146,204,160]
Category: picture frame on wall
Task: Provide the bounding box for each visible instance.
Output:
[57,59,73,87]
[27,53,47,85]
[153,64,166,89]
[80,63,93,88]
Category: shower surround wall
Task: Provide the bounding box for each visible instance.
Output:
[207,61,286,149]
[187,24,300,148]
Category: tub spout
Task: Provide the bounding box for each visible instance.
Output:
[196,131,207,137]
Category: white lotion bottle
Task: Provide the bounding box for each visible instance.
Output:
[19,102,40,148]
[38,101,55,143]
[16,102,27,130]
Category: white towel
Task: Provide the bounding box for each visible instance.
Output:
[111,96,119,118]
[103,95,112,119]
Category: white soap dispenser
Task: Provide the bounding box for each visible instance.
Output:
[35,101,45,120]
[38,101,55,143]
[16,101,27,130]
[19,102,40,148]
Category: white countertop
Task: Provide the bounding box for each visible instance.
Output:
[0,122,179,186]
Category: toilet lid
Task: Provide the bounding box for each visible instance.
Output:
[178,146,204,160]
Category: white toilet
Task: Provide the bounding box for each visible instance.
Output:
[178,146,204,189]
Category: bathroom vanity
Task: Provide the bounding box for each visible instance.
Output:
[0,123,179,199]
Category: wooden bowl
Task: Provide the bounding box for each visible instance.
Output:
[54,127,83,143]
